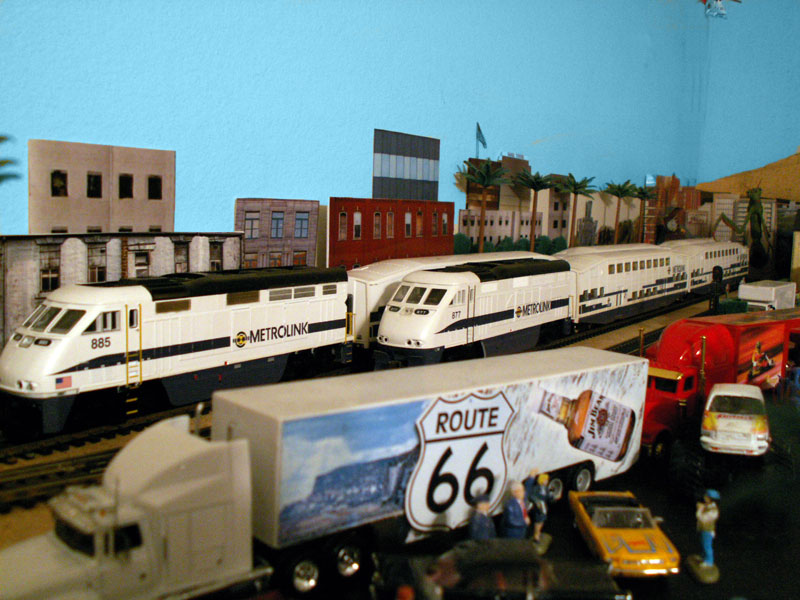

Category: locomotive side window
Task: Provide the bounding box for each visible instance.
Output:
[322,284,338,295]
[450,289,466,305]
[31,306,62,332]
[49,309,86,334]
[269,289,292,301]
[129,309,138,329]
[406,287,427,304]
[22,304,46,328]
[84,311,120,334]
[424,288,447,306]
[392,285,410,303]
[294,286,315,299]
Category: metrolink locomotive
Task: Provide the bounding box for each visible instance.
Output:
[0,239,747,438]
[0,268,350,437]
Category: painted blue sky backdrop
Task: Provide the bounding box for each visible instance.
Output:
[2,1,798,235]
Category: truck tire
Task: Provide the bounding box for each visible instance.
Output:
[281,552,323,596]
[570,462,594,492]
[651,432,672,468]
[547,474,564,502]
[667,439,705,498]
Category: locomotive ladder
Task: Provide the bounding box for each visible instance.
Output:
[124,304,143,416]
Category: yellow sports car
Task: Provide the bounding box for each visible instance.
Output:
[569,491,680,577]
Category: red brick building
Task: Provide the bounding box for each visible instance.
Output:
[328,197,454,269]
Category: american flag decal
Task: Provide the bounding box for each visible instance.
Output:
[55,376,72,389]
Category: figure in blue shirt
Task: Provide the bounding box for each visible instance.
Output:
[524,471,554,543]
[500,481,530,539]
[468,494,496,541]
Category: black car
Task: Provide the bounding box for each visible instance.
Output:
[373,539,631,600]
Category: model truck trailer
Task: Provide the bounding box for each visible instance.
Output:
[642,308,800,458]
[0,347,647,598]
[211,346,647,593]
[737,280,796,311]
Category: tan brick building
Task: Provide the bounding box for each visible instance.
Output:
[234,198,319,267]
[28,140,176,234]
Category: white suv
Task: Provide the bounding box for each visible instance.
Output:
[700,383,770,456]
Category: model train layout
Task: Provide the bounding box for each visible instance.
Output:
[0,239,746,439]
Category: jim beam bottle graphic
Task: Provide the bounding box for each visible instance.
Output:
[539,389,636,462]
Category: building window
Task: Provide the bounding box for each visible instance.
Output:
[243,252,258,268]
[293,250,307,266]
[442,213,448,235]
[119,226,133,232]
[86,226,102,233]
[338,212,347,241]
[51,170,68,197]
[147,176,162,200]
[174,243,189,273]
[271,211,284,238]
[51,227,67,233]
[387,212,394,238]
[405,212,412,237]
[553,220,558,229]
[561,220,566,228]
[209,242,223,271]
[294,211,309,238]
[87,173,102,198]
[432,213,438,237]
[373,212,381,239]
[554,202,559,211]
[269,251,282,267]
[119,174,133,198]
[134,252,150,278]
[40,244,60,292]
[149,226,162,232]
[88,244,107,283]
[245,211,260,239]
[353,211,362,240]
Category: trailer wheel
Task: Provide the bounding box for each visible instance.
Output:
[547,475,564,502]
[570,463,594,492]
[281,554,322,596]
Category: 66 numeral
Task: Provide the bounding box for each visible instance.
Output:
[91,336,111,349]
[425,442,495,514]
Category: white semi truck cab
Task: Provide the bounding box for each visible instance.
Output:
[0,416,269,600]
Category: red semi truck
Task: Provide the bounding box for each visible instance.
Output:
[642,308,800,459]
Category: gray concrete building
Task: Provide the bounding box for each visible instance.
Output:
[28,139,176,234]
[458,209,539,247]
[0,232,241,347]
[234,198,319,267]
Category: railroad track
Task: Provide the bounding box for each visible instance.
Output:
[0,426,211,511]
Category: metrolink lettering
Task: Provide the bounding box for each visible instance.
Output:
[249,322,308,342]
[436,407,499,434]
[517,301,551,317]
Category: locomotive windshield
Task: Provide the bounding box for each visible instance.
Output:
[424,288,447,306]
[30,306,62,332]
[392,285,410,302]
[49,309,86,335]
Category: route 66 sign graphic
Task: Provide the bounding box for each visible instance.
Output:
[405,391,516,531]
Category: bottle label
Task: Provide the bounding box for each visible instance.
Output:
[539,393,568,422]
[572,393,634,461]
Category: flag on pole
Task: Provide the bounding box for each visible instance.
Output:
[476,122,487,149]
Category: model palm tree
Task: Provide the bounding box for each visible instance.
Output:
[633,185,656,243]
[0,135,20,186]
[514,170,555,252]
[463,159,509,252]
[557,174,596,247]
[605,181,638,244]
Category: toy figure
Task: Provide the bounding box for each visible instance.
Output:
[696,489,720,567]
[524,471,552,543]
[500,482,530,539]
[468,494,497,541]
[750,341,774,379]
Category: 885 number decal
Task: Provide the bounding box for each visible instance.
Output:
[90,336,111,350]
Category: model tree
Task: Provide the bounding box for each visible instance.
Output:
[633,185,656,243]
[605,180,638,244]
[514,170,555,252]
[557,174,597,247]
[0,135,19,187]
[463,159,509,253]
